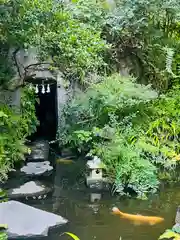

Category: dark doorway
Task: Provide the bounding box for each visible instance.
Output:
[30,83,57,141]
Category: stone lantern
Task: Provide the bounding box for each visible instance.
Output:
[86,156,106,189]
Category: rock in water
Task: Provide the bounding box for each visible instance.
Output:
[8,181,52,200]
[175,206,180,224]
[27,140,49,162]
[172,206,180,234]
[0,201,68,238]
[20,161,53,176]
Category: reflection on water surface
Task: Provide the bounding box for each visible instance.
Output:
[31,162,179,240]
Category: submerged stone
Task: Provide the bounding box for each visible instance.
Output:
[27,140,49,162]
[61,148,75,158]
[172,224,180,234]
[8,181,52,200]
[0,200,68,238]
[20,161,53,176]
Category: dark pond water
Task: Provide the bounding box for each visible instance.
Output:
[27,157,180,240]
[5,153,180,240]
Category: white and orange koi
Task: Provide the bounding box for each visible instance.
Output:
[112,207,164,226]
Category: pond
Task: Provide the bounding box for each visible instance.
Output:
[24,154,179,240]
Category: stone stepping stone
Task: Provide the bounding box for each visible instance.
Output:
[8,181,52,200]
[0,200,68,238]
[20,161,53,177]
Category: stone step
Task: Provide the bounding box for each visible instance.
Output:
[20,161,53,177]
[0,200,68,239]
[8,181,52,201]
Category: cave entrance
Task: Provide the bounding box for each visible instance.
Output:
[29,82,57,141]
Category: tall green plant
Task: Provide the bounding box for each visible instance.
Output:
[1,0,108,83]
[0,87,38,181]
[137,86,180,171]
[58,74,159,197]
[91,133,159,198]
[102,0,180,89]
[58,73,157,146]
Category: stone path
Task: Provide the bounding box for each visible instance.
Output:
[8,181,52,200]
[20,161,53,177]
[2,140,68,238]
[0,201,68,238]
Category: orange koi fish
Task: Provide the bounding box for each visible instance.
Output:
[112,207,164,226]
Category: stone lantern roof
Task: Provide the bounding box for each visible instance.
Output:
[86,156,105,169]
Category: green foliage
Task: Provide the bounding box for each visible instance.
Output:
[58,72,180,195]
[39,15,108,79]
[58,73,157,140]
[58,74,159,197]
[1,0,180,198]
[0,189,8,203]
[0,232,7,240]
[91,132,159,198]
[61,0,180,88]
[20,87,39,136]
[0,223,8,240]
[101,0,180,89]
[1,0,108,82]
[0,45,14,87]
[0,87,38,181]
[137,86,180,171]
[65,0,107,29]
[1,0,180,86]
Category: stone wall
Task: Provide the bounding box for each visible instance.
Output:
[0,88,21,107]
[15,48,69,124]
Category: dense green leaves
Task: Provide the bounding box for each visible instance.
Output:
[0,0,108,83]
[0,87,38,181]
[58,70,180,196]
[1,0,180,196]
[57,74,159,197]
[102,0,180,89]
[138,86,180,171]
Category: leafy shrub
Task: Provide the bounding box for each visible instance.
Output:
[0,224,8,240]
[1,0,109,82]
[0,87,38,181]
[62,0,180,88]
[137,86,180,172]
[101,0,180,89]
[90,131,159,198]
[0,231,7,240]
[65,0,107,29]
[58,73,157,144]
[58,74,159,197]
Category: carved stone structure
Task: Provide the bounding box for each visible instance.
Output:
[1,47,70,133]
[86,156,108,189]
